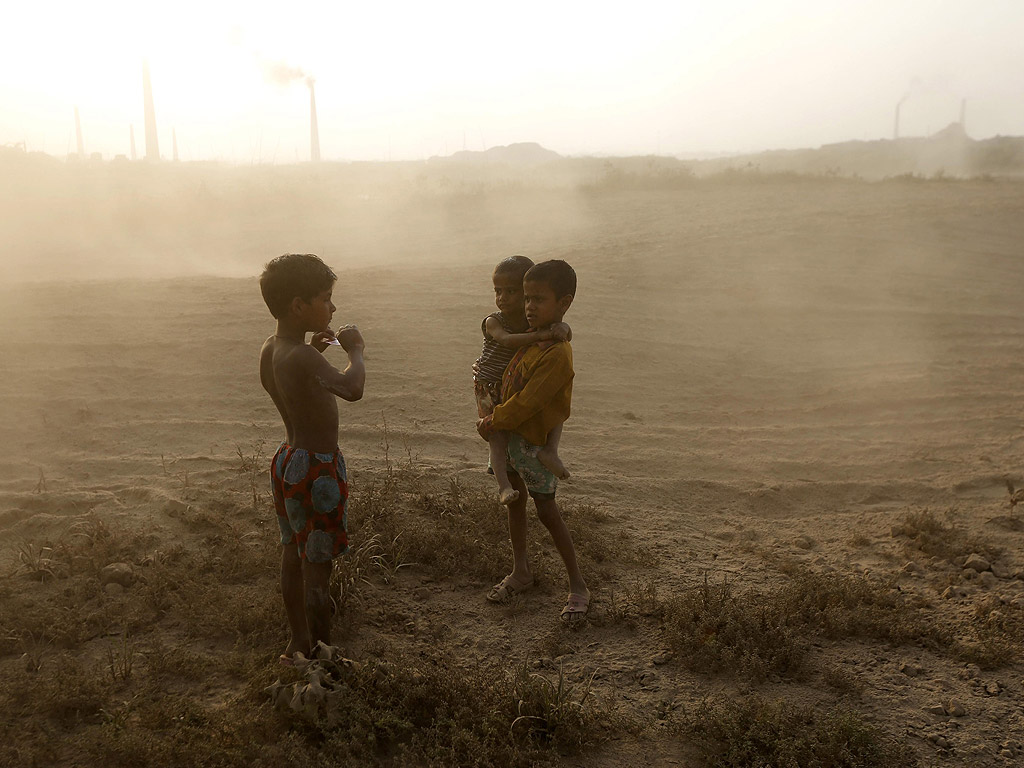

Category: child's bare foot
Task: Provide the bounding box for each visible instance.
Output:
[498,486,519,505]
[537,447,570,480]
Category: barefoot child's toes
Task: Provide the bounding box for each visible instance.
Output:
[499,487,519,505]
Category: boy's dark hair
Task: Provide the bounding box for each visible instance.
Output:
[493,255,535,283]
[260,254,337,319]
[524,259,576,298]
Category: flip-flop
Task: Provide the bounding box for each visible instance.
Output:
[486,574,534,603]
[560,591,591,625]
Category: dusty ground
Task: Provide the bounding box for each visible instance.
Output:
[2,175,1024,765]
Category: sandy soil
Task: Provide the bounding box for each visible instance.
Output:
[3,177,1024,765]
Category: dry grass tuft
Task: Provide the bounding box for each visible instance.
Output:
[269,647,608,766]
[684,696,918,768]
[661,574,805,681]
[659,565,1019,681]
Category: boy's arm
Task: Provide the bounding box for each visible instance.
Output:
[486,317,570,349]
[312,325,365,401]
[482,347,572,436]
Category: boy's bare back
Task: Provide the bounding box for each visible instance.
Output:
[261,337,339,454]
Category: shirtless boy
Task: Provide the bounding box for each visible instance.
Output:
[259,253,365,664]
[477,259,589,623]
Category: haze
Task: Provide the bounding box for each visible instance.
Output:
[3,0,1023,162]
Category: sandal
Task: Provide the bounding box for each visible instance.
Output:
[560,591,591,624]
[486,573,534,603]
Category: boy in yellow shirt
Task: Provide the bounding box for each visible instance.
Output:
[477,260,589,623]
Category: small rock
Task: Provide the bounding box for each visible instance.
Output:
[900,662,924,677]
[652,650,674,665]
[990,562,1009,579]
[413,587,431,601]
[901,561,920,574]
[978,571,998,589]
[99,562,134,587]
[962,568,977,581]
[929,734,950,749]
[941,586,957,600]
[164,499,189,515]
[104,582,124,596]
[947,700,966,717]
[963,553,991,573]
[924,704,948,716]
[794,535,815,550]
[984,681,1002,696]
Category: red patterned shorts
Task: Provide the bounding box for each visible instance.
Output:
[270,444,349,562]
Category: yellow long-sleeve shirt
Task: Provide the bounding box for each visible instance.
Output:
[491,341,573,446]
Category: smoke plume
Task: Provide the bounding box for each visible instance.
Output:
[262,58,315,89]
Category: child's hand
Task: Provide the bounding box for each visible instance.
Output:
[476,415,494,440]
[549,323,571,341]
[336,324,365,354]
[310,329,337,353]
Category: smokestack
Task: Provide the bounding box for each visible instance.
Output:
[172,128,179,162]
[893,102,901,140]
[130,125,137,160]
[309,80,320,162]
[142,60,160,161]
[74,106,85,159]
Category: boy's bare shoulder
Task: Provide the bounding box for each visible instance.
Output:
[260,337,322,374]
[259,335,275,358]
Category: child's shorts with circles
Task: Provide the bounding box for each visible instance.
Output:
[270,443,349,562]
[506,433,558,501]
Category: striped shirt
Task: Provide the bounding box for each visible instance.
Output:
[473,312,528,384]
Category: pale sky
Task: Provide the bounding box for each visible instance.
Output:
[1,0,1022,162]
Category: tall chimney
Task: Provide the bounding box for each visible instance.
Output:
[309,80,321,162]
[143,60,160,161]
[172,128,179,162]
[74,106,85,159]
[130,125,137,160]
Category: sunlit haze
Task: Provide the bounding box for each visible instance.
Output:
[2,0,1023,162]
